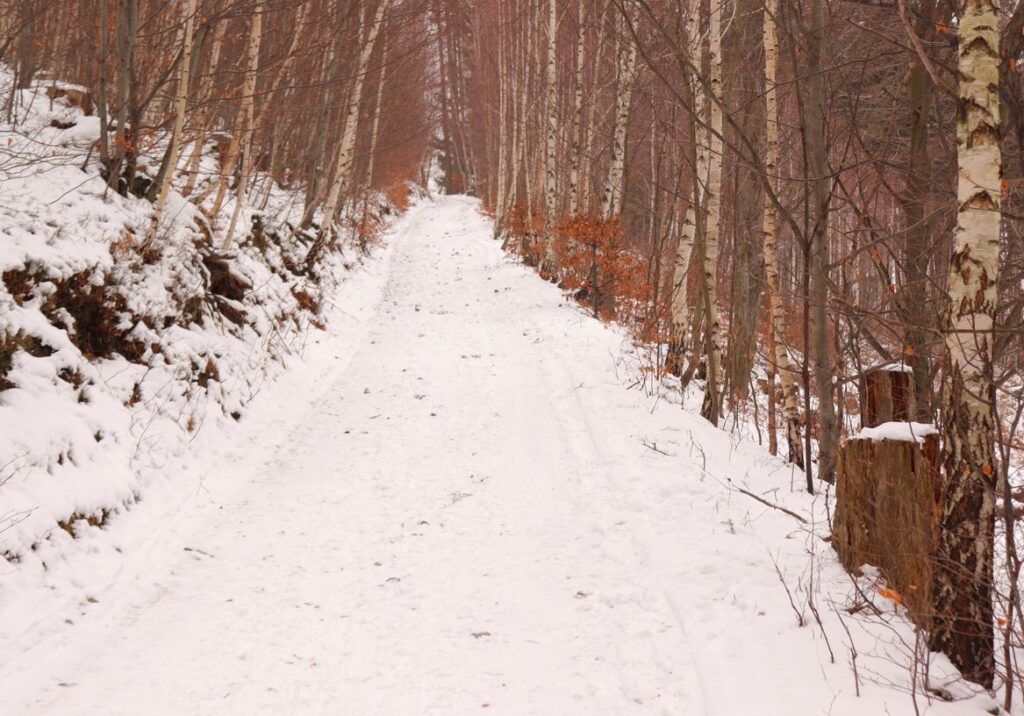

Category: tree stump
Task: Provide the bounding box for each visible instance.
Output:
[862,366,913,428]
[833,431,940,625]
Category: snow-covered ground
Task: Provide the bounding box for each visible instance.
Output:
[0,197,1003,714]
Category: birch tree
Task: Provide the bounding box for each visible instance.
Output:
[222,0,264,248]
[542,0,559,270]
[761,0,801,466]
[698,0,724,425]
[599,6,638,220]
[931,0,1001,686]
[210,2,262,224]
[149,0,197,234]
[666,0,705,374]
[304,0,392,271]
[567,0,587,216]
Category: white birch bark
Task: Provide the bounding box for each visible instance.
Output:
[363,27,389,193]
[699,0,723,424]
[567,0,586,217]
[761,0,801,465]
[932,0,1001,686]
[542,0,559,268]
[305,0,391,270]
[182,15,226,198]
[209,1,261,223]
[149,0,197,233]
[599,7,637,221]
[667,0,705,371]
[494,0,509,232]
[221,0,263,248]
[257,1,313,207]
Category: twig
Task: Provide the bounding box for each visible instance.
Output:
[729,480,808,524]
[641,439,673,456]
[770,552,806,627]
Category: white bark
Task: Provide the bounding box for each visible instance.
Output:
[363,27,389,192]
[494,0,509,231]
[599,7,637,221]
[567,0,586,216]
[210,1,261,225]
[222,0,263,248]
[542,0,559,267]
[667,0,705,366]
[761,0,801,464]
[150,0,197,233]
[699,0,723,424]
[305,0,391,269]
[933,0,1001,685]
[182,16,226,198]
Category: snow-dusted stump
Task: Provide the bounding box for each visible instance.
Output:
[1,198,995,714]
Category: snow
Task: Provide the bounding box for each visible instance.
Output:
[0,196,1005,714]
[0,66,390,564]
[854,421,938,444]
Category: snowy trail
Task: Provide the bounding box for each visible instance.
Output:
[2,197,947,715]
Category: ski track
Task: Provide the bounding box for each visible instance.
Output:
[2,196,955,715]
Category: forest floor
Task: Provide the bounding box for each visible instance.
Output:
[0,196,1000,714]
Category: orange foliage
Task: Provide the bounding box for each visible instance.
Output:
[877,587,904,605]
[384,182,413,213]
[501,211,660,342]
[554,215,652,327]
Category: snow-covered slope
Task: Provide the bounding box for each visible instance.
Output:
[0,71,400,616]
[0,197,1003,715]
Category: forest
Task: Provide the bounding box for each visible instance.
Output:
[0,0,1022,711]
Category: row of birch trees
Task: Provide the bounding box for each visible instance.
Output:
[432,0,1024,698]
[0,0,432,265]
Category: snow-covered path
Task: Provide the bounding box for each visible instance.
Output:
[2,197,959,715]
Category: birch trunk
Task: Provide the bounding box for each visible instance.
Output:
[599,8,637,220]
[666,0,704,374]
[222,0,263,248]
[258,1,313,207]
[181,15,226,198]
[931,0,1000,686]
[209,2,261,223]
[699,0,723,425]
[567,0,586,216]
[149,0,197,235]
[363,28,388,193]
[761,0,801,466]
[576,0,611,216]
[304,0,391,271]
[541,0,559,270]
[494,0,509,233]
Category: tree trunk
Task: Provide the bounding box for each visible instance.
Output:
[221,0,263,248]
[807,0,837,481]
[567,0,586,217]
[149,0,198,234]
[541,0,559,271]
[931,0,1001,687]
[182,14,227,199]
[304,0,392,271]
[599,8,637,220]
[666,0,704,375]
[363,26,389,193]
[762,0,801,466]
[699,0,723,426]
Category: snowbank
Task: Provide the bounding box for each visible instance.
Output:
[0,69,402,568]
